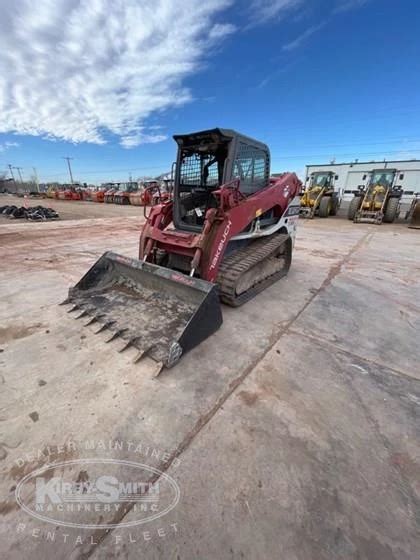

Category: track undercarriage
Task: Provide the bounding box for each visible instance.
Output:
[217,232,291,306]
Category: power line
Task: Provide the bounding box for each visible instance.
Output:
[38,148,420,179]
[271,148,420,161]
[269,137,420,150]
[41,163,166,179]
[259,108,420,134]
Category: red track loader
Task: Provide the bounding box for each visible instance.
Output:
[64,129,301,371]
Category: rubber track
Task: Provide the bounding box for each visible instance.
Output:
[217,232,290,307]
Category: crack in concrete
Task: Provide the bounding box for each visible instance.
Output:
[82,229,374,558]
[288,329,420,384]
[338,355,420,524]
[281,327,420,523]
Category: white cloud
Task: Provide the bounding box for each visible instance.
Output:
[248,0,304,26]
[282,21,326,51]
[281,0,369,51]
[0,0,234,148]
[0,141,19,153]
[333,0,370,13]
[119,130,168,149]
[208,23,237,40]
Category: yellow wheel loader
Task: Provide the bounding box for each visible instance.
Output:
[349,169,402,224]
[300,171,340,218]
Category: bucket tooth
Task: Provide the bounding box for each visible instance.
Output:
[118,338,138,353]
[105,328,128,343]
[153,362,164,378]
[60,298,70,306]
[132,345,154,364]
[67,304,80,313]
[94,321,115,334]
[133,350,146,364]
[75,309,91,319]
[84,314,104,327]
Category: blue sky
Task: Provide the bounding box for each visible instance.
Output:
[0,0,419,184]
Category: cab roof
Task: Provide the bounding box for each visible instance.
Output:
[173,128,269,152]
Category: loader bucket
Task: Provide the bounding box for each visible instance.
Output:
[409,201,420,229]
[64,252,223,370]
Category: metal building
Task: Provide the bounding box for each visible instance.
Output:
[304,160,420,206]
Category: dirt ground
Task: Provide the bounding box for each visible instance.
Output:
[0,198,419,560]
[0,194,144,221]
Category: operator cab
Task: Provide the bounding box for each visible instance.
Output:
[307,171,335,189]
[311,172,333,188]
[368,169,396,188]
[124,182,138,192]
[173,128,270,232]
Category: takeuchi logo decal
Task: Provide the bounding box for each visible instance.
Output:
[15,459,180,529]
[209,219,232,270]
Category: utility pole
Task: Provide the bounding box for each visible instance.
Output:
[63,157,74,184]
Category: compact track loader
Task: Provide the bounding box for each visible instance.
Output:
[64,129,301,371]
[348,169,402,224]
[300,171,339,218]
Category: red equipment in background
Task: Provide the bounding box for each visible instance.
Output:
[91,189,106,202]
[114,182,138,205]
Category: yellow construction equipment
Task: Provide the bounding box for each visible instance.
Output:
[300,171,340,218]
[348,169,402,224]
[46,185,57,199]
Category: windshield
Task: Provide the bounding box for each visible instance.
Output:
[179,149,226,188]
[312,173,330,187]
[175,143,228,230]
[125,182,138,192]
[370,171,395,187]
